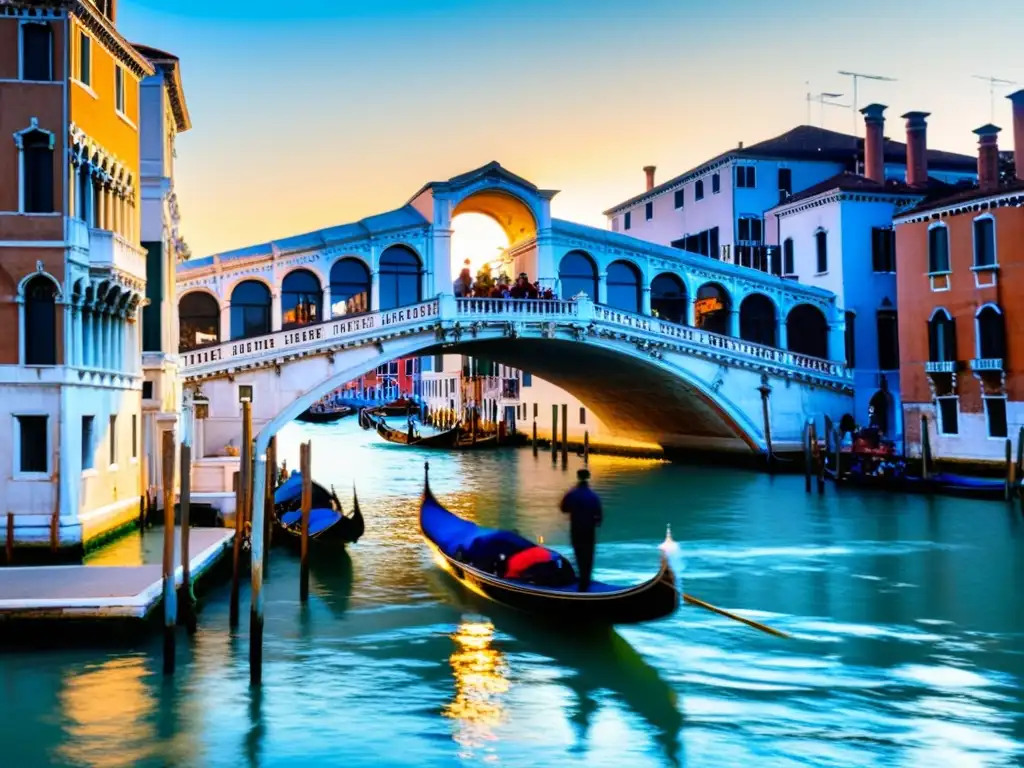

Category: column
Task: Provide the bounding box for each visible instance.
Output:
[96,184,106,230]
[81,310,91,367]
[828,321,846,363]
[641,285,652,315]
[597,273,608,304]
[686,297,697,327]
[322,285,332,322]
[101,312,111,370]
[271,292,282,332]
[68,162,77,219]
[728,309,740,338]
[371,271,381,312]
[220,302,231,342]
[776,315,788,350]
[74,305,84,366]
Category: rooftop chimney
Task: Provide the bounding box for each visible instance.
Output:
[1008,89,1024,182]
[902,111,930,188]
[974,124,1002,192]
[860,103,887,184]
[643,165,656,191]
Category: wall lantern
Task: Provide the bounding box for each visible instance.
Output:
[238,385,254,403]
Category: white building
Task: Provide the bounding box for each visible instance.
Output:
[603,124,977,274]
[135,45,192,504]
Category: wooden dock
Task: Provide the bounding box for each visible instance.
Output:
[0,528,234,622]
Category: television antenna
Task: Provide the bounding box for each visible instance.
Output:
[972,75,1017,122]
[806,91,849,128]
[838,71,897,137]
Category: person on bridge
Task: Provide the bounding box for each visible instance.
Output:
[559,468,603,592]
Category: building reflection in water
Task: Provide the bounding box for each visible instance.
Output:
[443,619,510,757]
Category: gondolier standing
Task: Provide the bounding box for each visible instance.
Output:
[560,469,603,592]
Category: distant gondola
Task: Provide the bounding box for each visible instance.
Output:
[419,463,679,625]
[295,405,354,425]
[367,410,461,448]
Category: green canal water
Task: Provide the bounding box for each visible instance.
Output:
[1,419,1022,767]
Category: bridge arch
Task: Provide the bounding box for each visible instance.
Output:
[451,187,539,250]
[606,259,642,313]
[280,268,323,329]
[329,256,372,318]
[179,290,221,351]
[694,281,731,335]
[787,303,828,359]
[558,250,598,300]
[650,273,688,324]
[739,292,777,347]
[230,279,273,341]
[379,245,423,310]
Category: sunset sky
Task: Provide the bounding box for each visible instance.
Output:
[118,0,1023,260]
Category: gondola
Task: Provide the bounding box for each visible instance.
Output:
[272,471,365,545]
[274,469,335,514]
[419,463,679,625]
[367,410,462,448]
[295,405,353,425]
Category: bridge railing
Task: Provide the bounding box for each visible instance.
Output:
[455,297,579,317]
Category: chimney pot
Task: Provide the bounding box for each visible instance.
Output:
[1007,90,1024,182]
[860,103,887,184]
[901,111,931,188]
[974,124,1002,192]
[643,165,656,191]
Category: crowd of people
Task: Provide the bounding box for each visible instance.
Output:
[453,262,555,300]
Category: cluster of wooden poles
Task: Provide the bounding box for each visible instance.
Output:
[525,404,590,466]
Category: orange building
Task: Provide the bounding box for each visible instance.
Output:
[0,1,169,556]
[894,91,1024,466]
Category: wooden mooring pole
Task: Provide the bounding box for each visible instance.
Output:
[803,419,812,493]
[1005,437,1013,502]
[229,469,242,629]
[584,430,590,464]
[758,381,773,474]
[179,438,196,634]
[263,436,276,574]
[920,414,931,482]
[300,441,311,603]
[532,420,538,456]
[161,430,177,675]
[551,405,558,462]
[560,404,568,466]
[5,513,13,565]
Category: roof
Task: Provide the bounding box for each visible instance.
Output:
[132,43,191,132]
[766,171,960,214]
[178,205,429,272]
[896,178,1024,219]
[35,0,157,78]
[406,161,558,204]
[604,124,978,215]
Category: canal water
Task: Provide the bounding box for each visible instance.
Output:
[1,419,1022,767]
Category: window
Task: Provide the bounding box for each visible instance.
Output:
[928,225,950,274]
[330,258,371,317]
[532,402,538,417]
[21,23,52,81]
[114,65,125,113]
[936,397,959,436]
[783,238,795,275]
[22,129,54,214]
[844,311,856,368]
[976,305,1005,360]
[928,309,957,362]
[673,226,719,258]
[82,416,95,470]
[109,415,117,465]
[281,269,321,329]
[645,201,653,221]
[606,260,641,313]
[405,358,415,376]
[17,415,48,474]
[778,168,792,197]
[872,227,896,273]
[711,173,721,194]
[695,180,704,201]
[142,381,154,399]
[433,354,444,373]
[737,217,763,243]
[876,310,900,371]
[674,189,684,209]
[558,251,597,300]
[230,280,272,340]
[579,407,586,425]
[523,373,533,388]
[973,217,996,268]
[78,32,91,86]
[24,276,57,365]
[736,166,756,188]
[985,397,1008,438]
[132,415,138,459]
[624,211,631,230]
[815,230,828,274]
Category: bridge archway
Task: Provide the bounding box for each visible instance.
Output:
[606,260,642,313]
[787,303,828,359]
[329,257,371,318]
[739,293,777,347]
[695,282,731,335]
[230,280,272,341]
[281,268,322,329]
[451,188,539,283]
[559,250,598,300]
[650,273,687,324]
[179,291,220,351]
[379,246,422,310]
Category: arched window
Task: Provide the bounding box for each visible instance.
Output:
[230,280,272,340]
[976,305,1005,361]
[606,260,641,313]
[739,293,776,346]
[19,128,54,214]
[928,308,956,363]
[24,275,57,365]
[695,283,731,336]
[815,230,828,274]
[787,303,828,358]
[559,251,597,300]
[650,273,687,324]
[928,225,950,274]
[281,269,322,329]
[379,246,421,310]
[179,292,220,352]
[330,258,371,317]
[783,238,795,275]
[973,216,996,268]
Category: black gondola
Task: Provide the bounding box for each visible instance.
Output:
[366,410,462,448]
[295,405,354,424]
[419,463,679,625]
[273,471,365,545]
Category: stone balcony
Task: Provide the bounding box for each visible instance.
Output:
[925,360,958,374]
[88,227,148,283]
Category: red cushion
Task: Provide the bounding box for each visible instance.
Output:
[505,546,553,578]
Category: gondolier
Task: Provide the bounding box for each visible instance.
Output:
[560,469,603,592]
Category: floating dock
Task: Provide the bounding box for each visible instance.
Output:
[0,528,234,637]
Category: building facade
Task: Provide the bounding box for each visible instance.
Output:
[0,1,161,553]
[895,92,1024,465]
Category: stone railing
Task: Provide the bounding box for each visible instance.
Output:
[89,228,148,282]
[455,297,579,318]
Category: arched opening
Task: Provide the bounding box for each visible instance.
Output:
[694,282,731,336]
[787,303,828,358]
[739,293,776,346]
[281,269,322,330]
[650,273,687,325]
[559,251,598,300]
[330,258,371,318]
[21,128,55,214]
[868,390,892,435]
[230,280,272,340]
[839,413,856,435]
[379,245,421,310]
[450,213,509,293]
[24,275,57,365]
[606,260,641,313]
[178,292,220,352]
[451,190,538,288]
[927,308,956,362]
[976,305,1005,360]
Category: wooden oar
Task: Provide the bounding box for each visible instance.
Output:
[683,593,791,639]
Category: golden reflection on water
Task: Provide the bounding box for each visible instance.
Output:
[443,619,509,756]
[55,656,155,767]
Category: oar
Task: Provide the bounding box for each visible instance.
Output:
[682,593,791,639]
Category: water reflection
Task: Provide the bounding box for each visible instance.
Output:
[443,618,510,758]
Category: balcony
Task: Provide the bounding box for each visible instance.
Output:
[971,358,1004,372]
[925,360,958,374]
[89,228,147,283]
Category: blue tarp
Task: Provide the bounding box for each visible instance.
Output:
[279,508,340,536]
